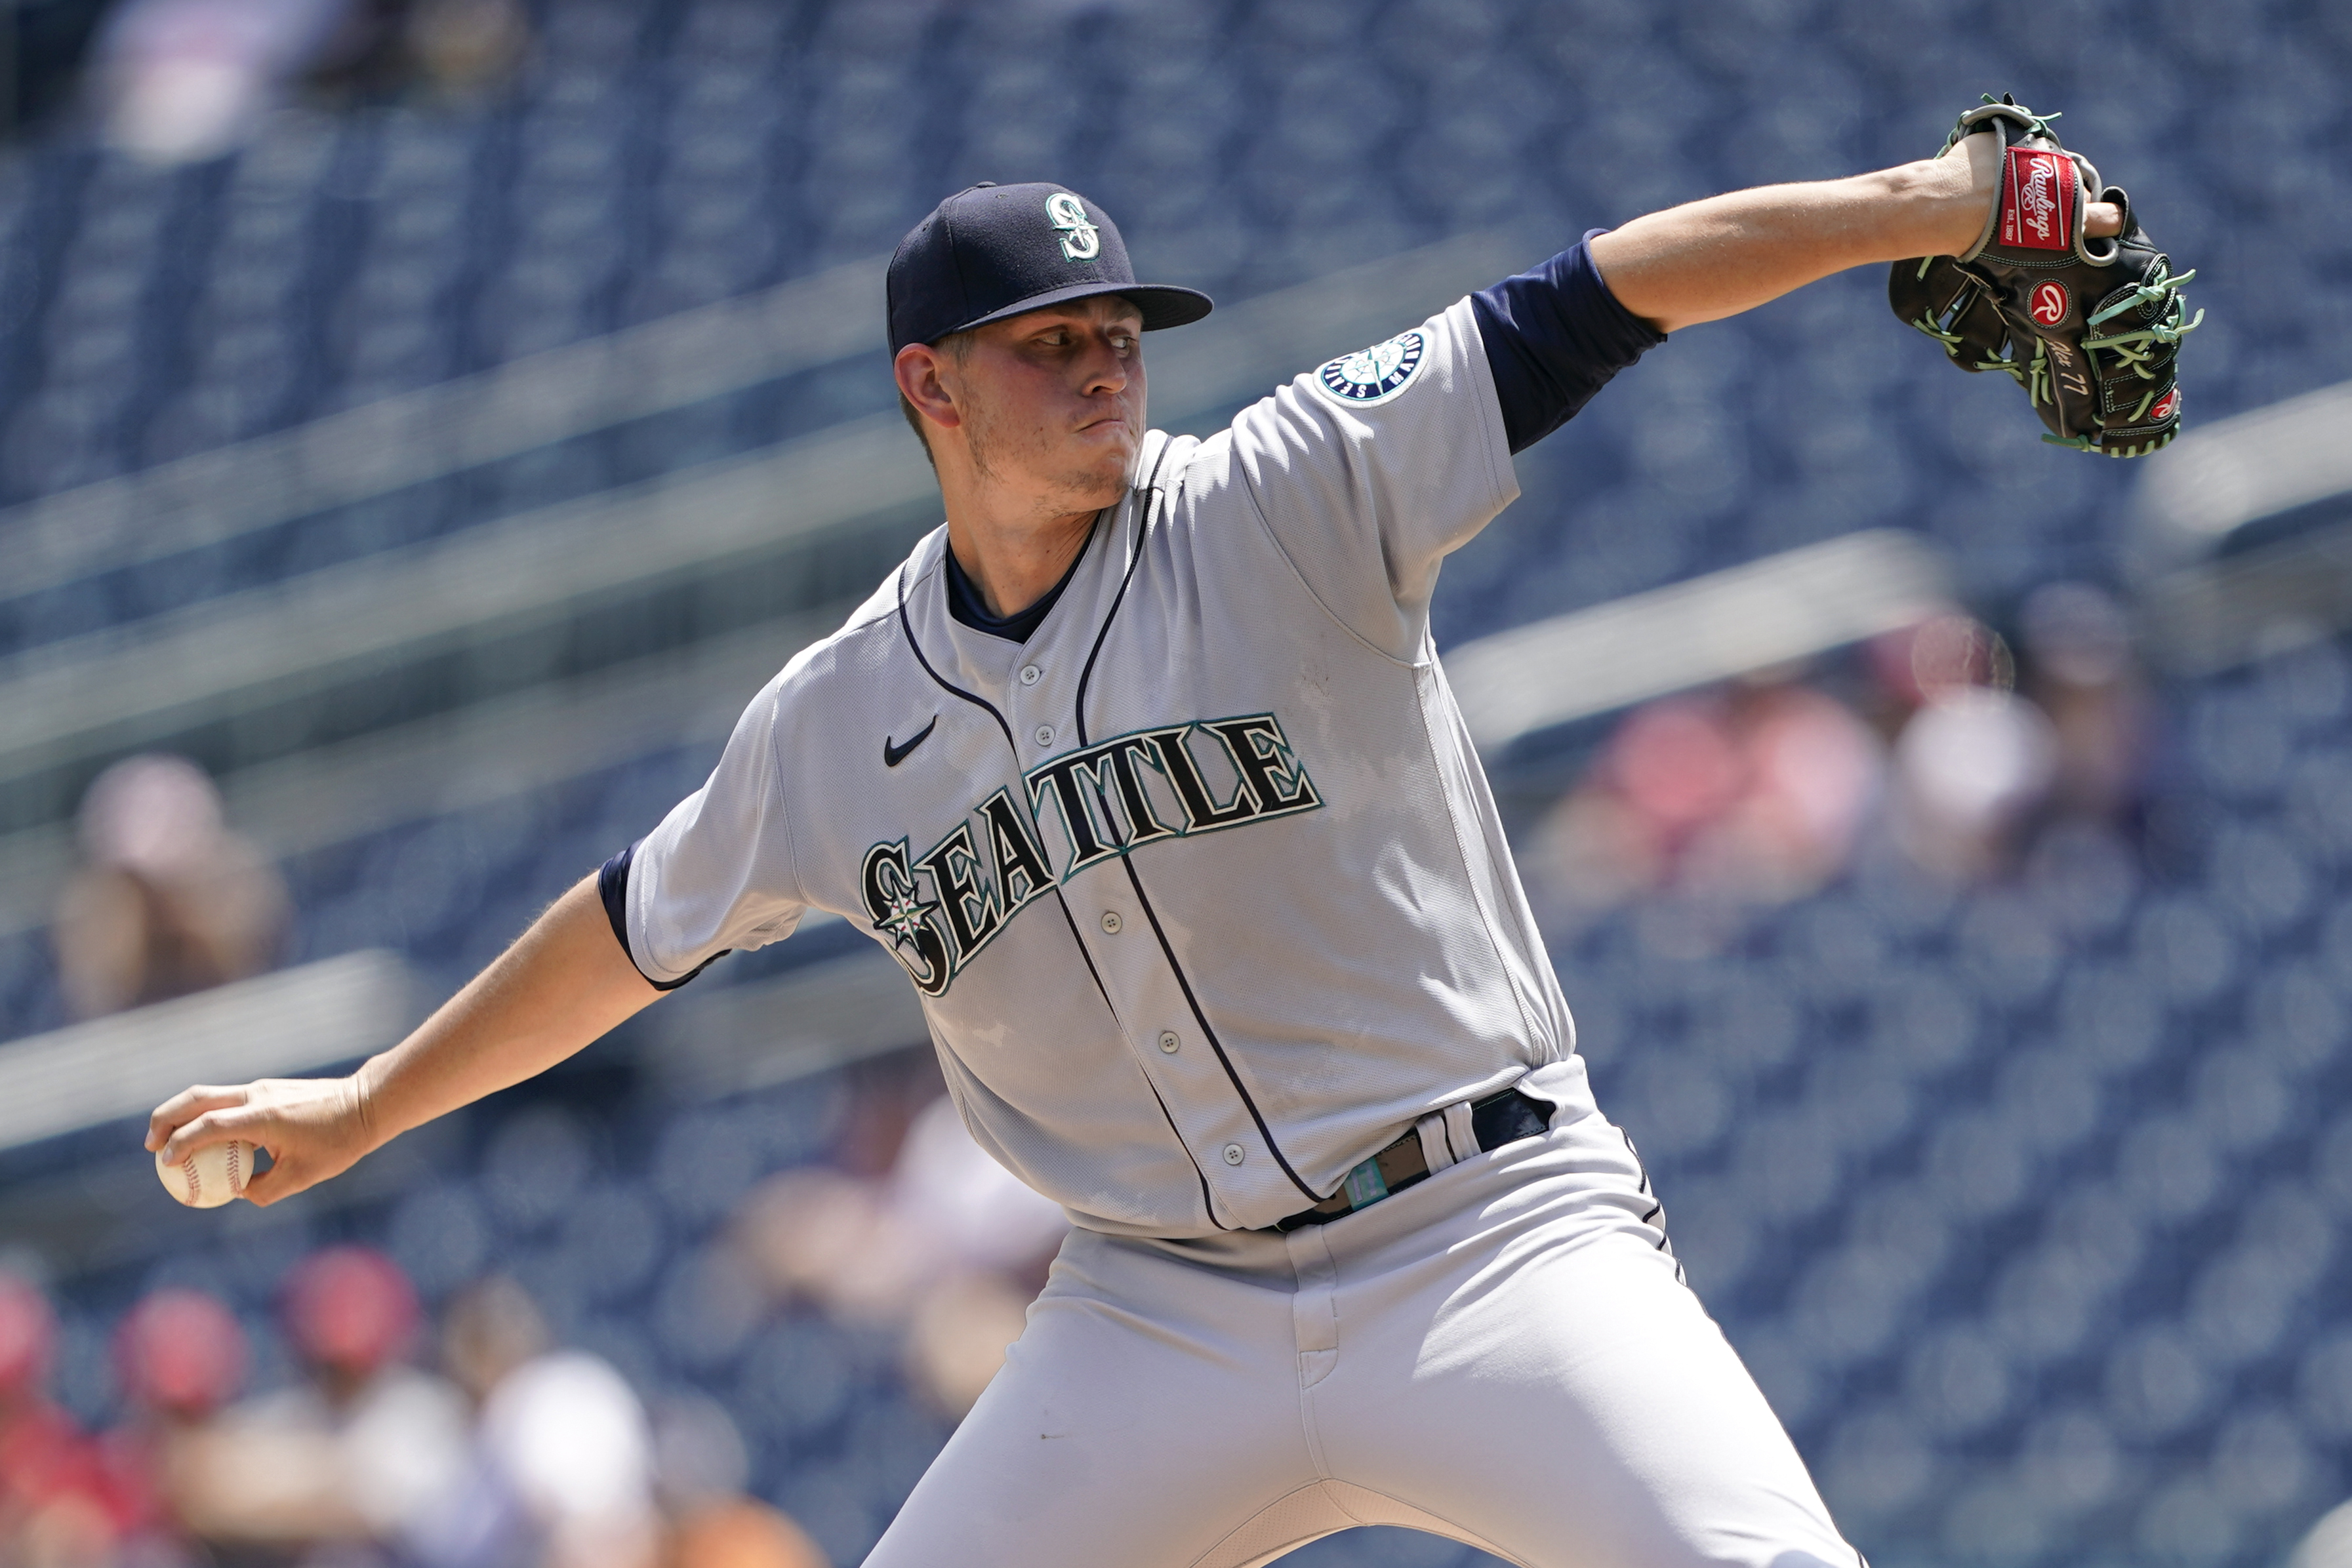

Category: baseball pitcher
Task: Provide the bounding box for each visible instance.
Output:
[152,102,2183,1567]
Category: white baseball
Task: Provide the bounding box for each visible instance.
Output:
[156,1140,251,1209]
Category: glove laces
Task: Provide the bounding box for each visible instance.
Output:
[2083,257,2203,365]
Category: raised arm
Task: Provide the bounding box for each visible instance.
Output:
[1589,132,2123,334]
[146,874,660,1205]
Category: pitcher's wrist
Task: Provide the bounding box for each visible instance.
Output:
[350,1058,394,1151]
[1908,145,1997,257]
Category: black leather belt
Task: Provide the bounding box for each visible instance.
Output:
[1270,1086,1552,1232]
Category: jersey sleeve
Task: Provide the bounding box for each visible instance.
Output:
[1217,243,1662,659]
[609,677,809,986]
[1221,294,1520,660]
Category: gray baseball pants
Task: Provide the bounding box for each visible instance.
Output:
[864,1058,1861,1568]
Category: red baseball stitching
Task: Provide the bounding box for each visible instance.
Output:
[226,1142,242,1196]
[180,1153,201,1203]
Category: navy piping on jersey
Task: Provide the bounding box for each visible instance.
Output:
[598,841,727,990]
[1112,861,1321,1206]
[1046,891,1223,1228]
[1069,458,1160,740]
[1471,233,1666,455]
[895,477,1237,1231]
[893,563,1020,752]
[1070,445,1324,1209]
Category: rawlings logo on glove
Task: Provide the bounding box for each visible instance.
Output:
[2002,148,2075,251]
[1890,94,2202,458]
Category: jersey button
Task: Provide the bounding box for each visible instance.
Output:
[1222,1143,1246,1166]
[1101,911,1122,935]
[1158,1030,1179,1054]
[1034,724,1055,748]
[1019,664,1042,686]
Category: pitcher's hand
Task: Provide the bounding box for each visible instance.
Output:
[1943,127,2122,241]
[147,1075,375,1207]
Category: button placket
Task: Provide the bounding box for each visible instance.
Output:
[1064,862,1260,1214]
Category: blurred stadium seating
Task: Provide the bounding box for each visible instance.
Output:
[0,1,2346,1565]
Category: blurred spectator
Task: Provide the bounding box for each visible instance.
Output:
[1890,688,2058,880]
[1539,681,1884,909]
[891,1096,1066,1420]
[652,1394,828,1568]
[733,1167,932,1327]
[413,1276,539,1568]
[116,1289,249,1425]
[92,0,525,163]
[0,1272,118,1568]
[733,1058,953,1325]
[303,0,530,105]
[901,1271,1033,1424]
[1873,616,2060,879]
[1868,612,2016,712]
[93,0,355,163]
[735,1089,1065,1420]
[401,0,529,99]
[52,754,289,1020]
[173,1247,467,1561]
[662,1502,828,1568]
[441,1274,546,1408]
[1536,611,2096,905]
[890,1095,1069,1282]
[472,1310,657,1568]
[2018,582,2152,823]
[830,1055,943,1181]
[438,1276,659,1568]
[107,1287,249,1560]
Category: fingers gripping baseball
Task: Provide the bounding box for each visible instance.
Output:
[147,1075,373,1206]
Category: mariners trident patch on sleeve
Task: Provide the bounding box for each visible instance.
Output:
[1312,331,1427,408]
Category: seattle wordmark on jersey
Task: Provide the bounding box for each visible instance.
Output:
[862,713,1322,997]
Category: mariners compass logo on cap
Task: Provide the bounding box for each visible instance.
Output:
[1045,192,1100,261]
[885,181,1213,354]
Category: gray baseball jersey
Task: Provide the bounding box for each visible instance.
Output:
[621,296,1575,1237]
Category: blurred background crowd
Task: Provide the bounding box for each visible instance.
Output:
[0,1077,1052,1568]
[0,1,2345,1566]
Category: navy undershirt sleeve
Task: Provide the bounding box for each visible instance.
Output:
[1471,232,1667,455]
[598,840,725,992]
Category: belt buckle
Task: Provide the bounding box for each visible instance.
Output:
[1272,1147,1398,1232]
[1341,1156,1390,1209]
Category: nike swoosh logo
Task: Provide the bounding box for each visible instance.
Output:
[884,715,938,769]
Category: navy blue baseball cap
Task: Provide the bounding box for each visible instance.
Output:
[887,182,1213,354]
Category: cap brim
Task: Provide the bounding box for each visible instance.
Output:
[943,279,1213,340]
